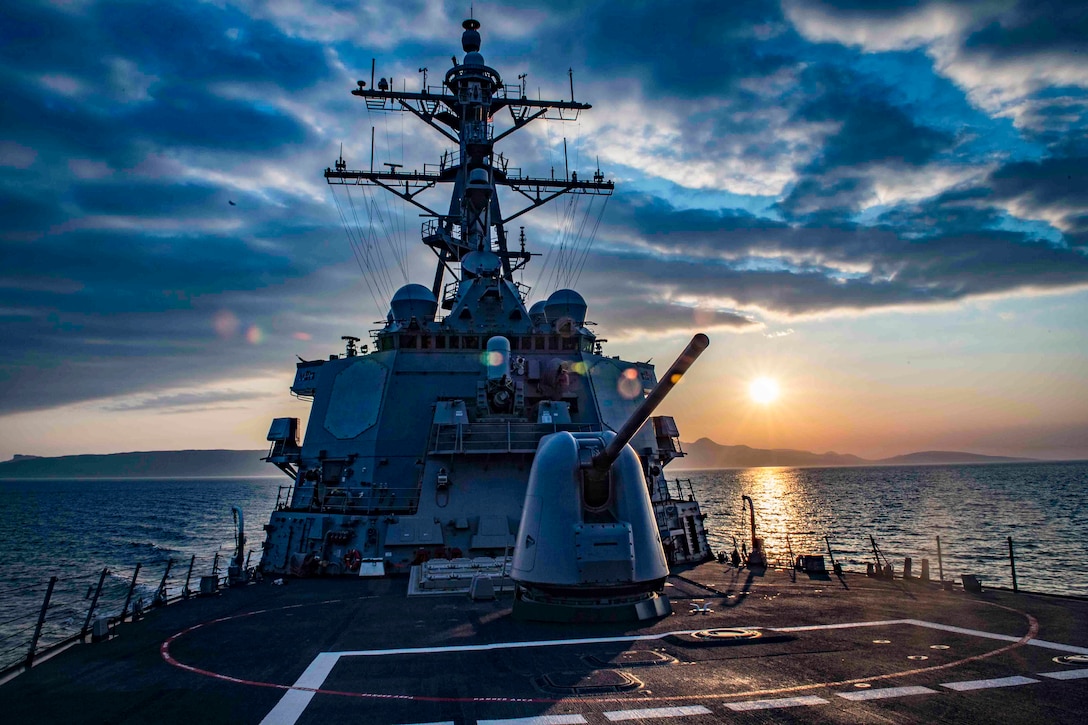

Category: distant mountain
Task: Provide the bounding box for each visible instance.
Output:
[0,442,1036,479]
[676,438,1033,470]
[875,450,1033,465]
[0,450,273,479]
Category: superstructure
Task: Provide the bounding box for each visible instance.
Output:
[260,19,711,618]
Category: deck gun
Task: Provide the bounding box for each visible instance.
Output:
[511,334,710,621]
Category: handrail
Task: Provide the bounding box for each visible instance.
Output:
[0,545,260,679]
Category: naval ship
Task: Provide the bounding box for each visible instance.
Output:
[258,17,713,622]
[3,18,1087,725]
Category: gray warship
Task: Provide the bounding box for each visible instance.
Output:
[3,18,1088,725]
[259,17,713,621]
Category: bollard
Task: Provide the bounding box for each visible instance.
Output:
[920,558,930,581]
[91,617,110,643]
[903,557,913,579]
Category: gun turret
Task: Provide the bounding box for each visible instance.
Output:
[511,334,711,622]
[591,333,710,471]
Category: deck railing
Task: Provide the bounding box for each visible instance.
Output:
[0,547,257,678]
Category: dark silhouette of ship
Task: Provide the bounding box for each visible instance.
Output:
[260,17,713,621]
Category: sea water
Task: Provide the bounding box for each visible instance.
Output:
[679,461,1088,598]
[0,462,1085,670]
[0,477,280,669]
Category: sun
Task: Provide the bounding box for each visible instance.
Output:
[749,377,780,405]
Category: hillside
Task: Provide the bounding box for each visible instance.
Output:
[0,449,272,479]
[0,441,1036,479]
[676,438,1033,469]
[875,450,1034,465]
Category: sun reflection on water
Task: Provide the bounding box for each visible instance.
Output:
[680,462,1088,597]
[733,467,816,562]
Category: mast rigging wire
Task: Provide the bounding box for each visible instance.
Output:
[330,186,386,315]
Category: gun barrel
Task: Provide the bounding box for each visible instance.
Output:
[591,333,710,470]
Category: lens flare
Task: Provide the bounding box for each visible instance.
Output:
[212,309,240,339]
[617,367,642,400]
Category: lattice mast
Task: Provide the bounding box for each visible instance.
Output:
[325,19,613,304]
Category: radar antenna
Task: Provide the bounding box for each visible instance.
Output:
[324,19,614,301]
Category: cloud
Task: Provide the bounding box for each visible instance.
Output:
[559,192,1088,321]
[101,388,273,412]
[783,1,1088,135]
[986,155,1088,236]
[0,0,1085,421]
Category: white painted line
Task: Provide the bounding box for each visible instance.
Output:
[477,717,586,725]
[837,685,938,701]
[773,619,910,633]
[258,618,1088,725]
[333,630,717,658]
[900,620,1088,655]
[396,722,456,725]
[902,620,1023,643]
[1038,668,1088,680]
[303,620,1088,660]
[941,675,1039,691]
[776,619,1088,657]
[604,705,712,721]
[259,690,316,725]
[726,695,828,711]
[1026,639,1088,655]
[259,653,341,725]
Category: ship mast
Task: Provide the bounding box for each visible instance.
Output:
[324,19,613,306]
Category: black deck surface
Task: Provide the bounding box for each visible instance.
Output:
[2,564,1086,724]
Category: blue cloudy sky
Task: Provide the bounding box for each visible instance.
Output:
[1,0,1086,461]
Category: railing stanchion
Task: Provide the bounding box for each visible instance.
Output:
[120,564,142,622]
[26,576,58,668]
[1008,536,1018,592]
[182,555,196,599]
[936,535,945,583]
[155,559,174,606]
[82,568,109,639]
